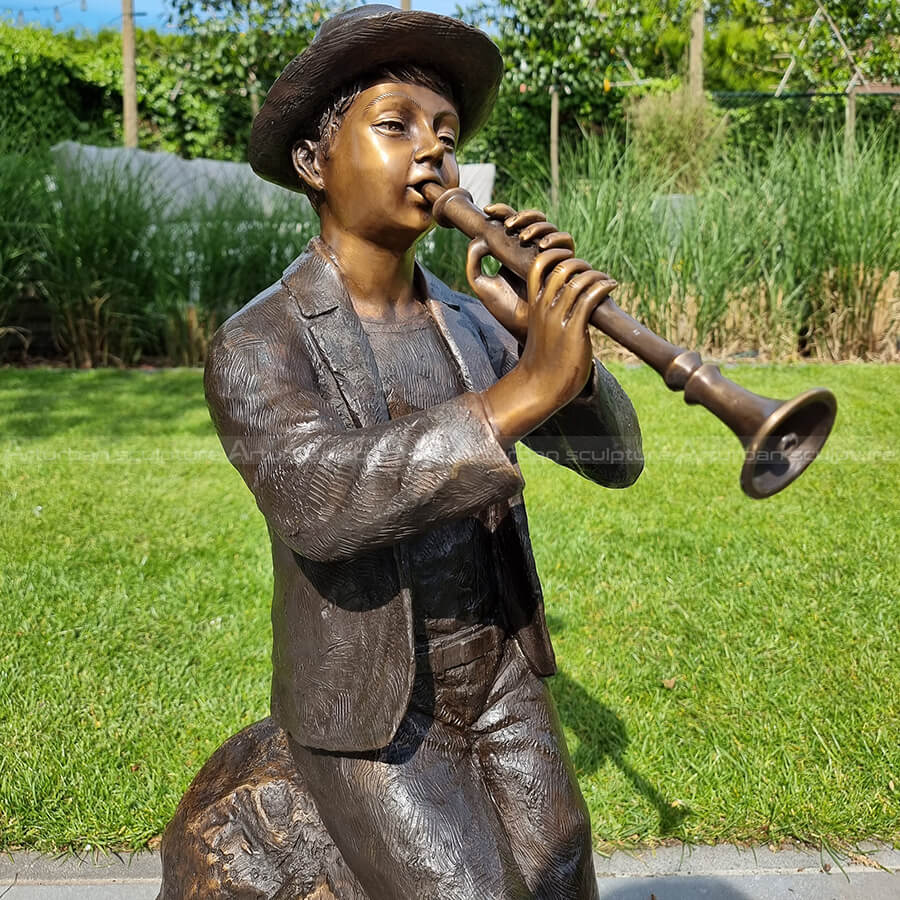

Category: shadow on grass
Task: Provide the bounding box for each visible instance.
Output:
[0,369,213,439]
[552,671,691,837]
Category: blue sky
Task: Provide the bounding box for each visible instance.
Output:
[5,0,462,34]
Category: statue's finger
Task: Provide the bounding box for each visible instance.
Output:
[537,231,575,252]
[557,270,608,323]
[466,237,492,289]
[484,203,517,221]
[504,209,547,232]
[543,258,591,309]
[518,222,557,244]
[569,277,617,331]
[528,248,573,307]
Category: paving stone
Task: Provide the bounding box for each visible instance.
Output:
[0,843,896,899]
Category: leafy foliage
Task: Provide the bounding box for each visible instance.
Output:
[626,87,728,191]
[3,2,899,170]
[154,0,345,159]
[461,0,899,184]
[2,1,898,365]
[0,4,337,159]
[701,0,900,92]
[461,0,678,170]
[0,24,120,148]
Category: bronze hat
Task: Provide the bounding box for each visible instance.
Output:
[248,4,503,193]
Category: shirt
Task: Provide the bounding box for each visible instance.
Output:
[359,306,504,645]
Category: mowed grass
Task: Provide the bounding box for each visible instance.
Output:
[0,364,897,852]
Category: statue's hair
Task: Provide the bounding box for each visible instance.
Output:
[294,64,457,211]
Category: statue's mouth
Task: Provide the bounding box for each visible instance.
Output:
[408,175,444,203]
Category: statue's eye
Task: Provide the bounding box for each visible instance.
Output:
[377,119,405,133]
[439,134,457,150]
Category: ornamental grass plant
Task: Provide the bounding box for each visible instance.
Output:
[157,187,317,366]
[32,163,168,368]
[0,153,316,366]
[626,87,728,193]
[1,128,898,365]
[0,141,49,354]
[507,129,900,361]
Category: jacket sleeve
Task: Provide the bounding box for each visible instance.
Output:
[463,295,644,488]
[525,361,644,487]
[204,315,525,563]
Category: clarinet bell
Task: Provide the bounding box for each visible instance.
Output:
[739,387,838,499]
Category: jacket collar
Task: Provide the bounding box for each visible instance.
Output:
[283,237,460,318]
[282,239,386,427]
[280,238,485,428]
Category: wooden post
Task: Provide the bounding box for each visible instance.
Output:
[249,71,260,119]
[844,83,900,160]
[400,0,411,10]
[549,86,559,214]
[844,84,856,160]
[688,1,704,101]
[122,0,138,147]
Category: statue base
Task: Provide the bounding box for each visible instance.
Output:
[157,717,367,900]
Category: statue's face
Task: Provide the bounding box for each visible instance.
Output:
[317,81,461,249]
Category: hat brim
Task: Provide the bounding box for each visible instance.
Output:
[249,7,503,193]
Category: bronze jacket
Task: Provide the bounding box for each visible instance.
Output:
[204,238,643,752]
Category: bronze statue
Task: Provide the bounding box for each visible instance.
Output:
[159,5,834,898]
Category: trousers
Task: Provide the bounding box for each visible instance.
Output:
[288,626,599,900]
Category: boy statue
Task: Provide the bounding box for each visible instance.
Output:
[160,6,643,899]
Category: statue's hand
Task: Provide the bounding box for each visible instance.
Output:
[465,204,575,344]
[478,249,617,449]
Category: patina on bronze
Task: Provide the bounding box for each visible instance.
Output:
[158,2,832,897]
[160,6,643,899]
[424,184,837,498]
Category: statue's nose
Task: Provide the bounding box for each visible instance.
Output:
[414,132,445,166]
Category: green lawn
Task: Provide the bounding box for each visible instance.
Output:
[0,364,897,852]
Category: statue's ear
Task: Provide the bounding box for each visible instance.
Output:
[291,140,325,192]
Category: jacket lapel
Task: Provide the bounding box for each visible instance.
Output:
[281,243,498,427]
[422,268,498,394]
[282,240,389,429]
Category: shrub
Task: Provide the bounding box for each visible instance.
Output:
[0,21,322,161]
[0,25,120,151]
[626,87,728,192]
